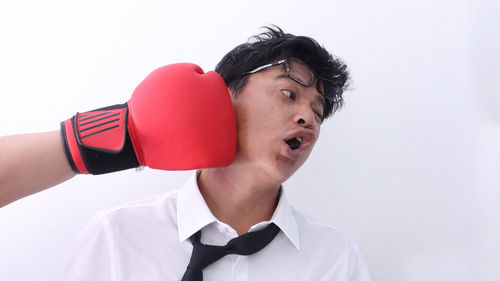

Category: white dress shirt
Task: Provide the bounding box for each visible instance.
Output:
[64,173,372,281]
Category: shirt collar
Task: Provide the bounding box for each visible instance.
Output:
[177,172,218,242]
[176,171,300,250]
[268,187,300,250]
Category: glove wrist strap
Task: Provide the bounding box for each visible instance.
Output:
[60,103,140,175]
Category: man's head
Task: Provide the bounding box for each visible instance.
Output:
[214,26,350,185]
[215,25,350,120]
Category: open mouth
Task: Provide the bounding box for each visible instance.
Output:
[285,137,303,150]
[282,131,314,159]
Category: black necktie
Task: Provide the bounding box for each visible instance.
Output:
[181,223,280,281]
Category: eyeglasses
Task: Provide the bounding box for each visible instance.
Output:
[243,58,342,103]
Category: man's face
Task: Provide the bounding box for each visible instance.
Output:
[231,61,325,185]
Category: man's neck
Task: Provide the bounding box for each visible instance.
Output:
[197,166,281,236]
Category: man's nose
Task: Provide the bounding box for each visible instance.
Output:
[294,105,315,128]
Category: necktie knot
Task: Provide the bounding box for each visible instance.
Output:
[181,223,280,281]
[189,244,228,269]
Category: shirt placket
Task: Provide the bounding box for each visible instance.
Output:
[231,256,249,281]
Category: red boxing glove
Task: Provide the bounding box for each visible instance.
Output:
[61,63,236,174]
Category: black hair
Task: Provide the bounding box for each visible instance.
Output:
[215,25,350,120]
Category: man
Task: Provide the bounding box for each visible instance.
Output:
[1,26,372,280]
[63,27,372,280]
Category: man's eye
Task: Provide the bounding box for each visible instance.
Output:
[314,111,323,120]
[281,89,295,100]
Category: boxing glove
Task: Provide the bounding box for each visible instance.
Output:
[60,63,236,175]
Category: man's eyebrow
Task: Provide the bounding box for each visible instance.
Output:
[276,73,289,80]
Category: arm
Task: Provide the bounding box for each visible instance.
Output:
[0,63,235,207]
[0,131,75,207]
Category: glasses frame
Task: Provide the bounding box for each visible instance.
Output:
[242,58,342,103]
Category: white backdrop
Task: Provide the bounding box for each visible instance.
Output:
[1,0,499,280]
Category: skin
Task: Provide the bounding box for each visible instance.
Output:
[0,60,326,235]
[197,62,325,235]
[0,131,75,207]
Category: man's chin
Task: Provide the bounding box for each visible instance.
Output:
[229,153,303,184]
[262,162,301,186]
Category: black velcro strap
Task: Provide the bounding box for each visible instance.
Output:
[71,103,140,175]
[80,128,140,175]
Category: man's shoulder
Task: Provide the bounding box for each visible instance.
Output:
[73,189,185,260]
[288,207,371,280]
[95,189,181,224]
[290,206,358,252]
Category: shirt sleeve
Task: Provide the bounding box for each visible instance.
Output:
[348,245,373,281]
[63,213,117,281]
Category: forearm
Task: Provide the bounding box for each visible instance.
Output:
[0,131,75,207]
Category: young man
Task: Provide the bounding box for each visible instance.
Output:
[0,26,371,280]
[62,27,372,280]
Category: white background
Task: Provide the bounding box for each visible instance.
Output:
[1,0,499,280]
